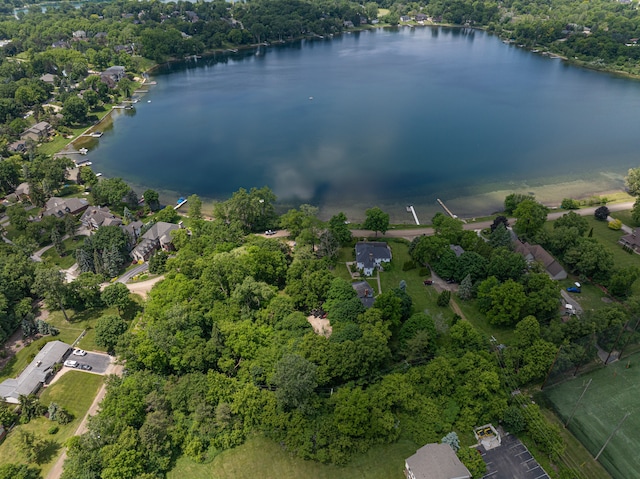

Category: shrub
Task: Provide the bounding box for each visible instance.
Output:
[402,260,416,271]
[48,425,59,435]
[594,206,610,221]
[437,290,451,307]
[56,408,73,425]
[419,267,429,276]
[560,198,580,209]
[608,219,622,230]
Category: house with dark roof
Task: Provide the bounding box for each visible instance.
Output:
[42,197,89,218]
[514,241,567,280]
[8,140,27,153]
[80,206,122,230]
[20,122,52,142]
[122,220,144,247]
[131,221,180,262]
[352,280,375,308]
[101,65,126,83]
[449,244,465,257]
[0,340,70,404]
[619,230,640,254]
[404,443,471,479]
[355,241,392,276]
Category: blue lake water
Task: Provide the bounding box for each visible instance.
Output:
[84,27,640,221]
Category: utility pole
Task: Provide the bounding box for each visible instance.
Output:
[595,412,630,461]
[565,379,592,428]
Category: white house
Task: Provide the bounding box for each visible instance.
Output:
[355,241,392,276]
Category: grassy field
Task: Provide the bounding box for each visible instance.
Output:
[544,353,640,479]
[41,236,86,269]
[0,371,103,476]
[168,435,417,479]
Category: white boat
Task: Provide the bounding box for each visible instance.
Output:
[95,173,103,177]
[78,148,88,155]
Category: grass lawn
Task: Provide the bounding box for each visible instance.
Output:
[40,236,86,269]
[455,299,516,344]
[609,209,638,228]
[168,434,417,479]
[0,371,103,477]
[580,217,640,269]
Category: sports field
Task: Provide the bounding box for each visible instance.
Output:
[544,354,640,479]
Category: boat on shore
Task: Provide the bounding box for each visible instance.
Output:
[78,148,88,155]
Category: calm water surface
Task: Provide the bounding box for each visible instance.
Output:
[85,27,640,220]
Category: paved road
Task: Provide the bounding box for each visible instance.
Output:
[117,262,149,283]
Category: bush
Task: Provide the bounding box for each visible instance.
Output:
[560,198,580,209]
[402,260,416,271]
[56,408,73,425]
[437,290,451,307]
[48,425,59,435]
[419,267,429,276]
[594,206,610,221]
[608,219,622,230]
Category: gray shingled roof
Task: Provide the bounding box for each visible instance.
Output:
[405,443,471,479]
[0,340,70,403]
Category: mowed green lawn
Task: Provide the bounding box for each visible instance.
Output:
[0,371,103,476]
[545,353,640,479]
[41,236,86,269]
[168,435,417,479]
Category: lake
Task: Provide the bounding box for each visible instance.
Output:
[83,27,640,222]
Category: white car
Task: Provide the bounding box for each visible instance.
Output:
[64,360,79,368]
[265,230,276,236]
[72,349,87,356]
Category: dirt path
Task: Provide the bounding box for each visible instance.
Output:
[125,275,164,299]
[45,362,123,479]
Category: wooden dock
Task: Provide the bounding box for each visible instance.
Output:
[406,205,420,225]
[174,199,188,210]
[437,198,457,219]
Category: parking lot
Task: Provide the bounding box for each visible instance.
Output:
[64,351,112,374]
[480,433,550,479]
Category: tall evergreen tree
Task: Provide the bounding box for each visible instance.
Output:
[51,227,64,256]
[458,274,473,301]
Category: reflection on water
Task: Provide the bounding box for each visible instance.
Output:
[87,27,640,221]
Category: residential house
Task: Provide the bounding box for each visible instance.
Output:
[514,241,567,280]
[20,121,53,142]
[15,182,31,202]
[352,280,375,308]
[131,221,180,262]
[8,140,27,153]
[40,73,57,85]
[101,65,126,83]
[94,31,108,42]
[415,13,428,22]
[619,229,640,253]
[114,44,134,55]
[72,30,87,40]
[404,443,471,479]
[42,197,89,218]
[449,244,465,257]
[80,206,123,230]
[400,15,412,22]
[359,16,368,24]
[0,341,70,404]
[122,220,144,247]
[185,11,200,22]
[355,241,392,276]
[343,20,354,28]
[51,40,69,49]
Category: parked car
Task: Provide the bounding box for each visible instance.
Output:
[64,360,78,368]
[265,230,276,236]
[72,349,86,356]
[423,280,433,285]
[80,364,92,371]
[567,282,581,293]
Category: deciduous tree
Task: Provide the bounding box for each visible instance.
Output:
[363,207,389,237]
